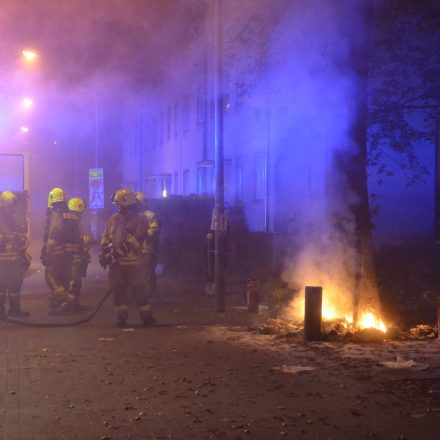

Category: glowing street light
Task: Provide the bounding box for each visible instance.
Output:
[20,126,29,133]
[22,50,38,62]
[22,97,33,109]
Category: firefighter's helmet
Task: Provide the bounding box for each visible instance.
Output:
[0,190,17,208]
[68,197,86,213]
[111,188,137,207]
[48,187,66,207]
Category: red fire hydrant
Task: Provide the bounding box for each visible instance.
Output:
[246,278,259,313]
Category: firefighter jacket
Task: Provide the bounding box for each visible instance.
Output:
[0,210,28,264]
[101,209,149,266]
[142,210,160,254]
[44,206,82,259]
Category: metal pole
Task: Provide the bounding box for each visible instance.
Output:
[214,0,225,312]
[304,286,322,341]
[92,90,99,240]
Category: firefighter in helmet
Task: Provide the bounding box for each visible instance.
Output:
[100,188,155,327]
[135,192,161,297]
[0,190,31,318]
[68,197,95,311]
[41,187,82,314]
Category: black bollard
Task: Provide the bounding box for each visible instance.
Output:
[438,297,440,340]
[304,286,322,341]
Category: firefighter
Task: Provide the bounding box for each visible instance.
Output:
[0,191,30,318]
[100,188,155,327]
[135,192,161,297]
[68,197,94,311]
[41,187,82,314]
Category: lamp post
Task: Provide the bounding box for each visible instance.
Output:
[213,0,225,312]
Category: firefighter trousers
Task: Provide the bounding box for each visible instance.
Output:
[45,252,75,307]
[109,263,152,322]
[0,260,25,310]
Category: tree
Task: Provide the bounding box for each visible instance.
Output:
[368,0,440,187]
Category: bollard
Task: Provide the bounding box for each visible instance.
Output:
[438,297,440,340]
[304,286,322,341]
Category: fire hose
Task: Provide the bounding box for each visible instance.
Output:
[0,288,113,328]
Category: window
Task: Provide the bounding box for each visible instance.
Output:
[0,154,25,191]
[162,174,172,198]
[254,153,266,200]
[173,102,179,137]
[152,117,157,148]
[196,161,214,195]
[120,181,138,192]
[173,172,178,194]
[146,177,162,199]
[235,157,244,201]
[183,95,190,131]
[166,107,171,140]
[183,169,190,195]
[146,175,171,199]
[159,112,164,145]
[224,159,232,202]
[197,87,205,123]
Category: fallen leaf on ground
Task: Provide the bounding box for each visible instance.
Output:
[273,365,315,374]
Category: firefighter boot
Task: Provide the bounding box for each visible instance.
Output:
[115,305,129,328]
[8,294,30,317]
[140,304,156,326]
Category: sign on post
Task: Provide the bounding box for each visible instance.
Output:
[89,168,104,209]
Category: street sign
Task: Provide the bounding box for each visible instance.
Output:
[89,168,104,209]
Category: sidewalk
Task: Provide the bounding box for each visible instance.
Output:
[1,262,440,439]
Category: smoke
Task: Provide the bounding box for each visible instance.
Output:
[227,0,381,322]
[0,0,383,321]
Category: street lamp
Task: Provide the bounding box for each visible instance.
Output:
[21,97,33,109]
[22,50,38,62]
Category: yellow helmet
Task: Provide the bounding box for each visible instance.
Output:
[111,188,137,207]
[0,190,17,208]
[48,187,66,207]
[68,197,86,213]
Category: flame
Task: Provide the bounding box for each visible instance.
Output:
[320,300,386,333]
[359,312,387,333]
[322,303,337,320]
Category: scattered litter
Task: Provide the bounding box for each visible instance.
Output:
[273,365,315,374]
[409,325,438,340]
[176,325,189,329]
[42,347,49,352]
[121,328,135,332]
[379,356,429,371]
[259,318,302,337]
[98,338,114,342]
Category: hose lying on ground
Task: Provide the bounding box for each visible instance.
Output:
[1,288,113,328]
